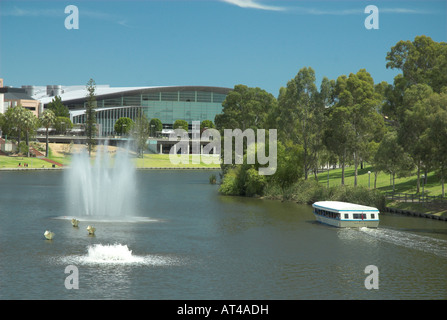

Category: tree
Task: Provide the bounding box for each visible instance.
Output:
[277,67,318,180]
[374,131,414,192]
[269,141,304,191]
[9,105,27,148]
[0,113,4,136]
[21,109,38,157]
[46,96,70,118]
[39,109,56,157]
[200,120,215,132]
[149,118,162,136]
[323,102,353,185]
[330,69,384,186]
[397,84,435,193]
[173,119,188,131]
[386,35,447,93]
[215,84,276,131]
[85,78,97,157]
[54,116,73,134]
[133,111,150,157]
[425,90,447,197]
[214,85,277,176]
[114,117,134,136]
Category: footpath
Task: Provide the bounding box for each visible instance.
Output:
[30,147,64,167]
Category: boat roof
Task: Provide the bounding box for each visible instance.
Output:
[312,201,379,212]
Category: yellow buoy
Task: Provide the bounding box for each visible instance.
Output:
[87,225,96,235]
[44,230,55,240]
[71,218,80,227]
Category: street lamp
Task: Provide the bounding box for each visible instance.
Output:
[368,171,371,189]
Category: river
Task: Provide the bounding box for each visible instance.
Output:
[0,170,446,299]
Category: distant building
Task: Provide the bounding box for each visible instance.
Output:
[0,79,42,117]
[31,84,231,137]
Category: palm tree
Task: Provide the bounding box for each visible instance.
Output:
[22,109,38,157]
[9,105,26,149]
[39,109,56,157]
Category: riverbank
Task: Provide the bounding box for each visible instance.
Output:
[0,143,220,170]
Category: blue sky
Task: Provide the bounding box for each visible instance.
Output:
[0,0,446,96]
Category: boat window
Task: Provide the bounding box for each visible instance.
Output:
[344,214,349,219]
[371,214,375,219]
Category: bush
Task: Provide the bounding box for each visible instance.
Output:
[18,141,28,155]
[264,179,386,210]
[219,167,241,195]
[244,168,267,197]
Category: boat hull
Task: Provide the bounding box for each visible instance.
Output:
[314,214,379,228]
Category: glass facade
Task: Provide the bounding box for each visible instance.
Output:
[70,87,229,136]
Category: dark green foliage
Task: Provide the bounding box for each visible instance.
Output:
[114,117,134,135]
[173,119,188,131]
[47,96,70,118]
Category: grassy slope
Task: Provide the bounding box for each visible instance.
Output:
[315,165,446,216]
[315,165,443,196]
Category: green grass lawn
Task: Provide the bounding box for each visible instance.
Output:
[315,165,444,197]
[0,155,58,169]
[1,153,221,169]
[134,154,220,168]
[315,165,447,215]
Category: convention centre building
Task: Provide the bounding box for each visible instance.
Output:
[28,84,231,136]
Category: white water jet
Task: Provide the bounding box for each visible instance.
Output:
[66,142,137,219]
[57,244,183,266]
[84,244,144,264]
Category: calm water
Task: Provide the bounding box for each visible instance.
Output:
[0,170,446,300]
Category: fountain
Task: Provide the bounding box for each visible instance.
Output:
[65,142,137,221]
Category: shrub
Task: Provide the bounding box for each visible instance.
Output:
[219,167,241,195]
[244,168,267,197]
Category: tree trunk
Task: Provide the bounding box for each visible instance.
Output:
[26,131,30,158]
[354,150,358,187]
[374,172,378,189]
[441,173,445,198]
[45,128,49,157]
[392,172,396,192]
[17,128,21,153]
[416,164,421,193]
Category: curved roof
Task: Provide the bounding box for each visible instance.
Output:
[35,85,232,105]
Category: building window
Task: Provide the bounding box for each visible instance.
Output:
[213,93,226,103]
[161,92,178,101]
[143,93,160,101]
[123,95,141,106]
[197,91,211,102]
[179,91,195,102]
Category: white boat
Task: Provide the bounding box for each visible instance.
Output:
[312,201,380,228]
